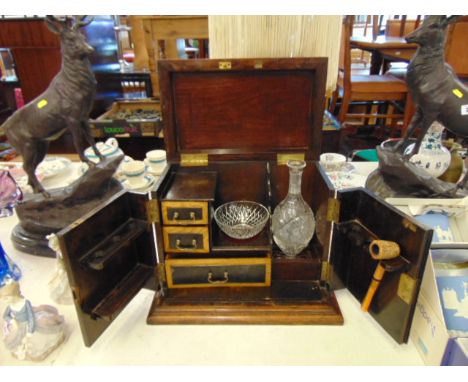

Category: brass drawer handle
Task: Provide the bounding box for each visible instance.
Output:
[172,211,196,220]
[175,238,197,250]
[207,271,229,284]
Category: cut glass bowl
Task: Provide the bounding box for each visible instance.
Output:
[214,201,270,240]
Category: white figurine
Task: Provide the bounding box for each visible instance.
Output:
[0,279,66,361]
[47,233,73,305]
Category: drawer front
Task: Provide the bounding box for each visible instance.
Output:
[163,226,210,253]
[162,201,209,225]
[165,257,271,288]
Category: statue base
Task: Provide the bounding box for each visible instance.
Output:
[366,147,467,199]
[11,225,54,257]
[12,156,124,257]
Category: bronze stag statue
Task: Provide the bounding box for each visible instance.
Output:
[1,15,104,196]
[395,15,468,189]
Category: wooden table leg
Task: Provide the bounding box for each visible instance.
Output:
[370,51,384,74]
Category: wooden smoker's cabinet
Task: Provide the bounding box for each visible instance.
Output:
[57,58,433,347]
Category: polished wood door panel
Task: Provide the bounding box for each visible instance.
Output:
[57,191,155,347]
[331,189,433,344]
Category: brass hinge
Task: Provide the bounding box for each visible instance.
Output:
[254,61,263,69]
[403,218,418,233]
[146,199,160,223]
[321,261,330,280]
[90,126,105,138]
[70,287,81,302]
[180,153,208,167]
[397,273,417,305]
[156,263,166,284]
[219,61,232,70]
[276,153,305,166]
[326,198,340,223]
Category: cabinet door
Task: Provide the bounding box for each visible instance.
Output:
[330,188,433,344]
[57,190,157,346]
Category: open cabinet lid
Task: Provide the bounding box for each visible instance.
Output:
[57,190,156,347]
[158,58,327,163]
[329,187,434,344]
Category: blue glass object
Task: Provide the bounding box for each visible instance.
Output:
[0,241,21,287]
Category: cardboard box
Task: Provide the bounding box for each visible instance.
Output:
[386,197,468,248]
[410,249,468,365]
[442,337,468,365]
[89,99,163,138]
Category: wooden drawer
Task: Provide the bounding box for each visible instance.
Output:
[165,254,271,288]
[162,201,209,226]
[163,226,210,253]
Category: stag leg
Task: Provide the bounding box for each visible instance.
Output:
[81,120,105,162]
[404,113,438,159]
[393,107,423,153]
[22,139,50,196]
[68,119,95,165]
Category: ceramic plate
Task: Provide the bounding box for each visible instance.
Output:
[326,171,367,190]
[37,157,71,179]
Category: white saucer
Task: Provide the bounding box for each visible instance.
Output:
[144,158,167,176]
[80,156,133,176]
[123,174,156,192]
[326,171,367,190]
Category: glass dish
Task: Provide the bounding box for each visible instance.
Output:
[214,201,270,240]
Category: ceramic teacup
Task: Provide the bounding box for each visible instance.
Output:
[85,138,122,163]
[319,153,347,172]
[145,150,167,175]
[121,160,146,187]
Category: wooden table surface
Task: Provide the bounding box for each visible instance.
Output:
[350,36,417,74]
[350,35,417,50]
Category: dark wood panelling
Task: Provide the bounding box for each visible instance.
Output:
[0,19,61,103]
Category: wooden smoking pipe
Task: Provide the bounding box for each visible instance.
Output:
[361,240,401,312]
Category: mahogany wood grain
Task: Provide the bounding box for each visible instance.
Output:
[147,281,343,325]
[57,191,156,347]
[158,58,327,162]
[0,19,61,103]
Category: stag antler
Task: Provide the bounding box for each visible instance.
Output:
[45,15,69,34]
[74,15,94,29]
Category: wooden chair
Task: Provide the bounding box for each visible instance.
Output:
[329,16,410,134]
[351,16,372,69]
[384,18,421,37]
[382,18,421,76]
[445,15,468,80]
[129,16,209,98]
